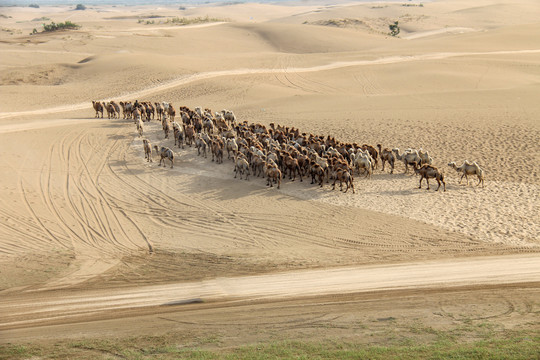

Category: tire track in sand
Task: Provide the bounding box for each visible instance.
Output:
[1,49,539,121]
[0,254,538,329]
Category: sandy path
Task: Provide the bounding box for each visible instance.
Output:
[1,49,539,120]
[1,254,538,330]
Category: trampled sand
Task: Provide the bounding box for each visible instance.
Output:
[0,0,538,346]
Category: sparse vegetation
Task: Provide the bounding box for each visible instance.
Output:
[311,18,366,28]
[34,21,81,33]
[74,4,86,11]
[137,15,225,26]
[28,3,39,8]
[165,15,223,25]
[32,16,50,21]
[389,20,400,36]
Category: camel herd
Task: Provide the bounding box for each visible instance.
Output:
[93,100,486,193]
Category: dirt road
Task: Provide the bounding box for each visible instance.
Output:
[1,253,538,335]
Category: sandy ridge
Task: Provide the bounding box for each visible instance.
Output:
[1,49,539,121]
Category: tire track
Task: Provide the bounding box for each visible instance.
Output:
[75,130,144,252]
[2,49,539,120]
[1,254,538,329]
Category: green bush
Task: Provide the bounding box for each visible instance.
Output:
[75,4,86,10]
[389,21,400,36]
[42,21,80,32]
[29,3,39,8]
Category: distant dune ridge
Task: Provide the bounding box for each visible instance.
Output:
[0,0,538,341]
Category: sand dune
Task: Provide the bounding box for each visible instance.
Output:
[0,0,538,344]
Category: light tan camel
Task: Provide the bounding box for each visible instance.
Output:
[448,161,485,187]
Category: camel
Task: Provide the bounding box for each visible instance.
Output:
[392,148,422,174]
[222,109,237,127]
[167,103,176,122]
[184,124,195,147]
[251,154,266,177]
[418,148,433,166]
[136,118,144,138]
[448,161,485,187]
[351,152,372,178]
[119,101,132,119]
[144,102,155,120]
[214,114,229,132]
[154,145,174,168]
[142,139,152,162]
[309,152,330,183]
[154,102,164,121]
[226,138,238,160]
[414,163,446,191]
[110,101,121,118]
[92,101,103,118]
[377,144,395,174]
[172,122,184,148]
[361,144,378,169]
[281,151,303,182]
[309,160,325,187]
[132,108,142,124]
[162,119,170,139]
[234,155,250,180]
[105,102,117,119]
[203,117,214,134]
[265,161,282,189]
[211,138,224,164]
[194,134,208,158]
[332,168,355,194]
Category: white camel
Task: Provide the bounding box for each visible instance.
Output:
[392,148,422,174]
[448,161,485,187]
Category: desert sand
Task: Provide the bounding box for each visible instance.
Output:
[0,0,538,350]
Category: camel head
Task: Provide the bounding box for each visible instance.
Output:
[447,162,457,169]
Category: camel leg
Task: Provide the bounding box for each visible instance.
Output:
[419,177,423,189]
[426,178,430,190]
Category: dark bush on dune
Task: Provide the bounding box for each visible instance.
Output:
[75,4,86,10]
[42,20,80,32]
